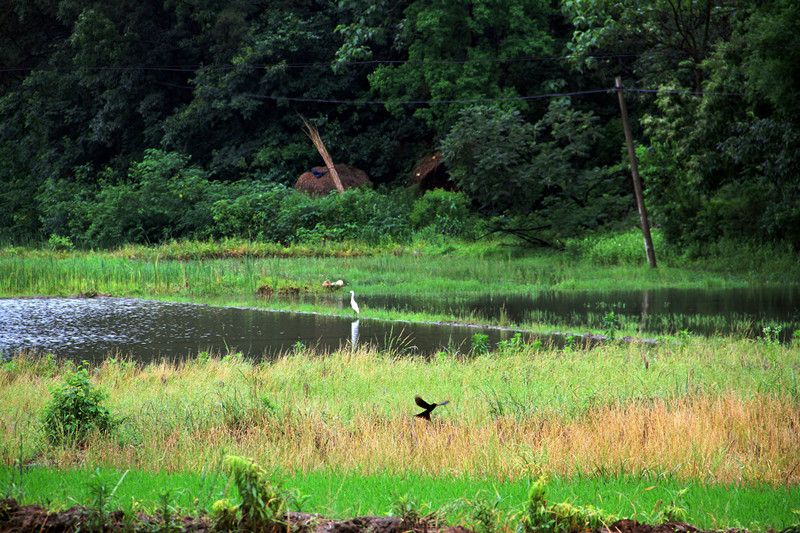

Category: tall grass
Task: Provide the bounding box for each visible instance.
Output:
[2,336,798,485]
[1,241,793,304]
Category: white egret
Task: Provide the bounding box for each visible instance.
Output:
[349,290,360,315]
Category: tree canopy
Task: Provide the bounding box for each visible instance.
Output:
[1,0,798,250]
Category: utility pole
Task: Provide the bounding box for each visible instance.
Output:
[615,76,657,268]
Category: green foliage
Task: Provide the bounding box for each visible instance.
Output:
[516,476,614,533]
[410,189,476,238]
[759,326,784,348]
[212,499,239,532]
[516,476,550,532]
[564,229,666,266]
[82,468,129,533]
[85,149,223,247]
[224,455,286,533]
[741,0,800,119]
[442,105,538,215]
[497,333,527,353]
[41,363,117,445]
[211,183,294,242]
[211,186,414,246]
[1,0,799,254]
[601,312,621,341]
[442,102,627,245]
[565,0,800,251]
[652,487,690,524]
[564,0,726,90]
[469,492,504,533]
[471,333,490,356]
[47,234,74,252]
[390,493,427,524]
[338,0,559,132]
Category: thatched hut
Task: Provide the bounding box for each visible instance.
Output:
[411,152,456,191]
[295,164,371,196]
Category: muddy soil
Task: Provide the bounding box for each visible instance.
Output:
[0,498,762,533]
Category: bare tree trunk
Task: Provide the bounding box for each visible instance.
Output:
[615,77,657,268]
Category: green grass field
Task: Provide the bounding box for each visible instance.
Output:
[3,466,797,531]
[1,239,799,531]
[2,335,798,530]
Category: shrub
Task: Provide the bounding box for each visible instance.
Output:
[410,189,476,238]
[565,229,665,266]
[47,234,74,251]
[41,363,117,445]
[516,476,614,533]
[37,164,100,247]
[224,455,287,532]
[211,183,293,242]
[287,188,412,245]
[85,149,224,247]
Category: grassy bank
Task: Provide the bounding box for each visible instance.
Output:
[2,333,799,529]
[2,238,799,530]
[2,238,799,340]
[3,237,799,301]
[4,466,797,531]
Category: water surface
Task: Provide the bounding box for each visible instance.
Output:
[0,297,535,364]
[2,285,796,364]
[344,286,799,341]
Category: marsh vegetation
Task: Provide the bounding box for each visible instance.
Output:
[1,239,799,531]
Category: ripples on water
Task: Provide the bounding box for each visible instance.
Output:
[1,286,797,364]
[0,297,531,364]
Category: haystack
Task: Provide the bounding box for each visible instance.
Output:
[411,152,455,191]
[300,116,345,193]
[295,164,371,196]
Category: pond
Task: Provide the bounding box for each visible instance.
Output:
[1,286,797,364]
[354,286,800,341]
[0,297,543,364]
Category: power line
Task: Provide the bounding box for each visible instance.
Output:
[174,84,743,106]
[228,88,613,105]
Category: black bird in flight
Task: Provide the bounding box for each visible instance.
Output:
[414,395,449,421]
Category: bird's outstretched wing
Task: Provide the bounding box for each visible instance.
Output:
[415,395,450,420]
[415,395,433,409]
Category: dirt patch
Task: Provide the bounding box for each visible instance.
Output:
[0,499,763,533]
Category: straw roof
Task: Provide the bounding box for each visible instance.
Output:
[411,152,456,191]
[295,164,371,196]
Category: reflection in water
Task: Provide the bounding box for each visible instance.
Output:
[0,297,536,364]
[2,285,797,364]
[351,319,360,349]
[334,287,799,341]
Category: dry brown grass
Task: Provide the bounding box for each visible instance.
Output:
[1,339,798,486]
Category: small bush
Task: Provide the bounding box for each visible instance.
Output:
[471,333,490,355]
[565,229,665,266]
[211,183,293,242]
[47,234,75,252]
[516,476,615,533]
[224,455,287,532]
[410,189,476,238]
[41,363,117,445]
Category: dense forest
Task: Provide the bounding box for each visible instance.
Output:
[1,0,798,250]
